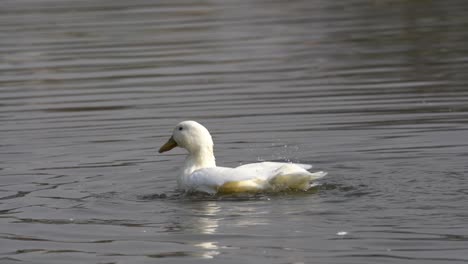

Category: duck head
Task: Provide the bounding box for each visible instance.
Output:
[158,120,214,154]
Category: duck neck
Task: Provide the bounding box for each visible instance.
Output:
[181,146,216,178]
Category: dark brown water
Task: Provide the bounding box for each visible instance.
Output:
[1,0,468,263]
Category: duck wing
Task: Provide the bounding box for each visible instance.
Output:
[187,166,264,194]
[236,161,312,173]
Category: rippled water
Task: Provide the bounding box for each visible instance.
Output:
[1,0,468,263]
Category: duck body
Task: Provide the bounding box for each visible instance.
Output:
[159,121,327,194]
[181,162,326,194]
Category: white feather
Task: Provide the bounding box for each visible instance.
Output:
[159,121,327,194]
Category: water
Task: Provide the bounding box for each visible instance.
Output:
[1,0,468,263]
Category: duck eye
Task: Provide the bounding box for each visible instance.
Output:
[178,127,183,131]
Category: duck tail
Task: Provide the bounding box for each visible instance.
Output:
[308,171,327,181]
[268,164,327,191]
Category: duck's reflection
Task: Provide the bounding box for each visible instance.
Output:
[164,200,221,259]
[193,241,220,259]
[164,198,271,259]
[191,201,220,258]
[192,201,220,234]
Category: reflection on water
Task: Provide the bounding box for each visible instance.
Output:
[158,200,222,258]
[189,202,221,259]
[194,242,220,259]
[186,201,220,235]
[1,0,468,263]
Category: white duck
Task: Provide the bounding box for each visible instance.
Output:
[159,121,327,194]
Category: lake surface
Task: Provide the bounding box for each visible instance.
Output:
[1,0,468,263]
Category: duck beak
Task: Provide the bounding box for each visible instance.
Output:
[159,136,178,153]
